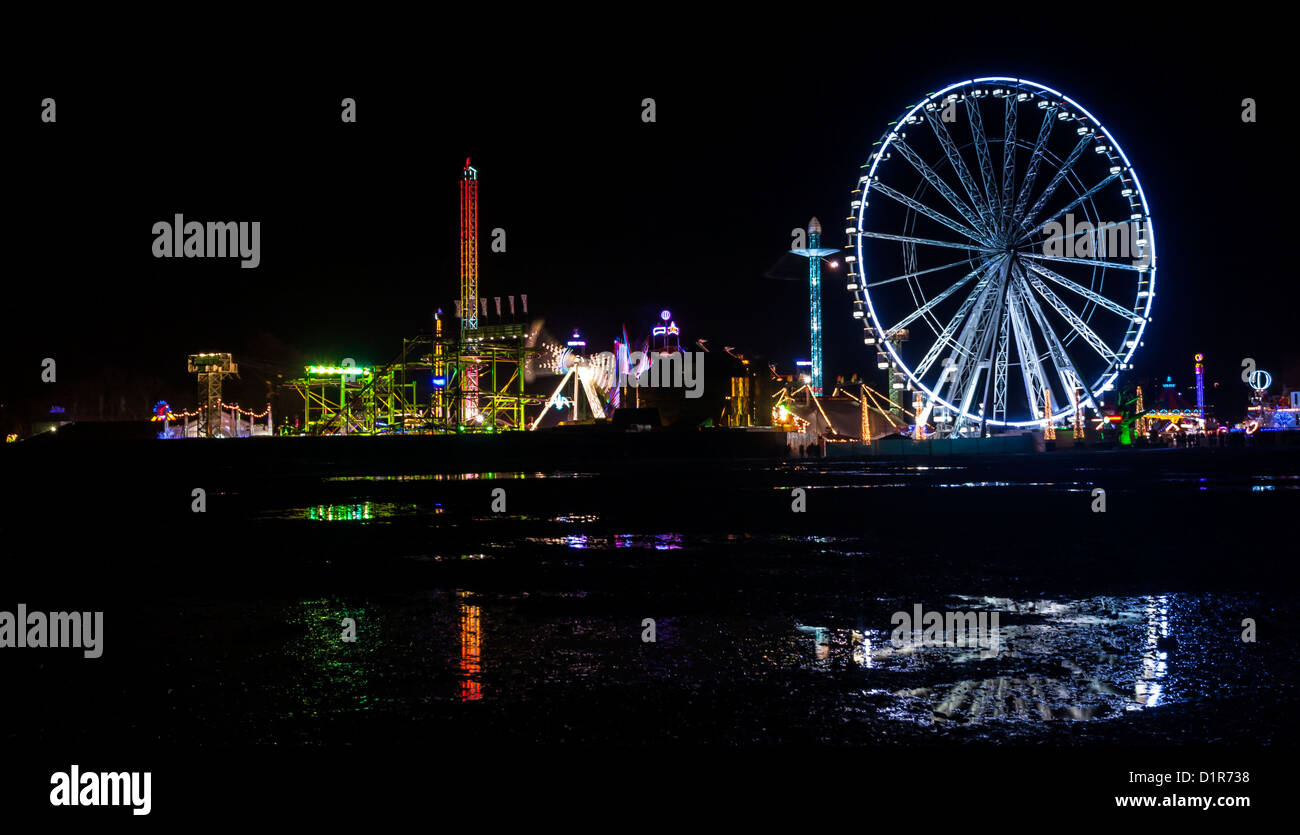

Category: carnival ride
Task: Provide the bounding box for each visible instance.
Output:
[284,160,542,436]
[847,78,1155,437]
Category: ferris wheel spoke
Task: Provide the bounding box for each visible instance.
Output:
[966,97,1002,227]
[913,256,1004,382]
[1017,134,1093,233]
[1019,250,1150,273]
[1011,104,1059,223]
[923,108,997,236]
[868,255,986,289]
[858,229,997,255]
[999,93,1018,234]
[890,138,993,239]
[885,260,988,330]
[1023,260,1145,321]
[1008,281,1054,419]
[1016,263,1101,412]
[867,180,985,244]
[1019,268,1118,363]
[1016,172,1122,244]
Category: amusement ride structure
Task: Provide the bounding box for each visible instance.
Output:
[282,159,540,435]
[847,77,1156,437]
[790,217,839,397]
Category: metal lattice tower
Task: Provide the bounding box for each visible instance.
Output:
[460,159,481,422]
[790,217,838,397]
[460,159,479,335]
[187,352,237,438]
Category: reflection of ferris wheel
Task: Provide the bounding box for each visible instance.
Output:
[849,77,1155,434]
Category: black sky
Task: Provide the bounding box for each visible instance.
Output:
[5,19,1295,420]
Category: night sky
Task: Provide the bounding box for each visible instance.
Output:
[5,22,1293,424]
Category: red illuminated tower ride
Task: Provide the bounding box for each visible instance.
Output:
[460,159,479,334]
[460,159,479,420]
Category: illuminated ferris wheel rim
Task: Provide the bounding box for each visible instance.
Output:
[854,76,1157,428]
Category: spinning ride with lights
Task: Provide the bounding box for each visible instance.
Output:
[529,331,619,428]
[848,78,1155,436]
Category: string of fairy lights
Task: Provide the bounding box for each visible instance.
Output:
[151,401,272,422]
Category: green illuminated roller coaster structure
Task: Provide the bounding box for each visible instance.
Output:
[290,319,544,436]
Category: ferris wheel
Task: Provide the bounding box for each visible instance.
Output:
[848,77,1155,434]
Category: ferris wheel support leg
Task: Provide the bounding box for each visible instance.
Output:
[946,258,1008,435]
[1008,282,1052,419]
[913,259,1002,383]
[992,306,1010,424]
[977,258,1014,437]
[1015,264,1103,426]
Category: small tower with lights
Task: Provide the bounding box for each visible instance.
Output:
[187,352,237,438]
[790,217,839,396]
[1194,353,1206,418]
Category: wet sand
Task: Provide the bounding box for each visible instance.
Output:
[1,443,1296,746]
